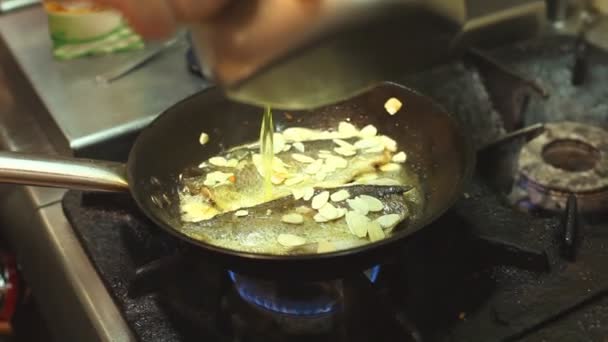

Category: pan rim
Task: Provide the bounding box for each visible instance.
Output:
[127,81,476,262]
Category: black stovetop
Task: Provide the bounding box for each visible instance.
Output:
[63,35,608,341]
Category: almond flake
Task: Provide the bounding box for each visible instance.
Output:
[345,211,370,237]
[334,147,357,157]
[384,97,403,115]
[271,175,286,185]
[304,159,323,174]
[295,206,313,215]
[318,202,339,220]
[311,191,330,209]
[302,187,315,201]
[347,197,369,215]
[199,132,209,145]
[235,210,249,217]
[380,163,401,172]
[281,213,304,224]
[266,209,273,215]
[273,133,286,154]
[366,178,402,186]
[381,136,398,152]
[317,241,336,253]
[376,214,401,229]
[209,156,228,167]
[360,124,378,138]
[355,173,378,183]
[331,189,351,202]
[314,172,328,181]
[325,155,348,169]
[338,121,358,137]
[226,159,239,168]
[283,144,292,152]
[293,142,305,152]
[354,138,381,150]
[392,151,407,163]
[292,153,316,163]
[285,174,307,186]
[283,127,315,142]
[364,145,385,154]
[277,234,307,247]
[203,171,234,187]
[313,213,331,223]
[333,138,355,149]
[367,221,385,242]
[292,188,306,200]
[359,195,384,212]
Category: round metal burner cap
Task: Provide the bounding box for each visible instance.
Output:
[518,121,608,212]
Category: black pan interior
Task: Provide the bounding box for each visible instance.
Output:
[127,82,474,264]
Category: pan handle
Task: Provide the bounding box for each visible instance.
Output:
[0,151,129,192]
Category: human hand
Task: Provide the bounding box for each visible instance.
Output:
[93,0,230,39]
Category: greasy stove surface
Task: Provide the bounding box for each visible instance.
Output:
[62,35,608,341]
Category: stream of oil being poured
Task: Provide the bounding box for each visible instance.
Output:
[259,106,274,200]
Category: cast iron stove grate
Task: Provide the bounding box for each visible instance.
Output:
[62,35,608,341]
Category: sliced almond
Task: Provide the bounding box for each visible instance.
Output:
[273,133,286,154]
[226,159,239,168]
[292,153,316,163]
[277,234,307,247]
[333,138,355,149]
[325,155,348,169]
[366,178,402,186]
[336,208,347,219]
[295,206,313,215]
[285,174,307,186]
[381,136,398,152]
[304,159,324,174]
[313,213,331,223]
[345,211,370,237]
[364,145,385,154]
[266,209,273,216]
[330,189,351,202]
[360,124,378,138]
[314,172,328,181]
[359,195,384,212]
[302,187,315,201]
[235,210,249,217]
[355,173,379,184]
[367,221,385,242]
[392,151,407,163]
[319,149,332,154]
[281,213,304,224]
[384,97,403,115]
[292,188,306,200]
[347,197,369,215]
[283,127,315,142]
[283,144,292,152]
[209,156,228,167]
[334,147,357,157]
[271,175,286,185]
[203,171,234,187]
[338,121,358,137]
[318,202,339,220]
[380,163,401,172]
[199,132,209,145]
[317,241,336,253]
[293,142,305,153]
[311,191,330,209]
[354,138,381,150]
[272,156,290,173]
[376,214,401,229]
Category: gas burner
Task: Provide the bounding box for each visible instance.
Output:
[515,121,608,213]
[228,266,381,318]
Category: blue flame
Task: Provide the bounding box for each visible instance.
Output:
[228,265,381,316]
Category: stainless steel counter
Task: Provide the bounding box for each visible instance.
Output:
[0,5,209,341]
[0,6,206,150]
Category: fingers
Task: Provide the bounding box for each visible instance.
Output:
[168,0,230,21]
[94,0,177,39]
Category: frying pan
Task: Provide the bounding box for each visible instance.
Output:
[0,82,474,279]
